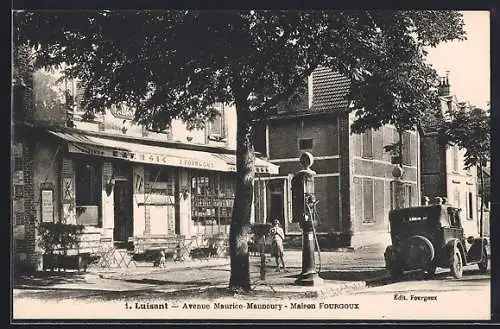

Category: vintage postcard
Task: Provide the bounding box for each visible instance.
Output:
[11,8,492,322]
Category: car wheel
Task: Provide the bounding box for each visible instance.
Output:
[478,246,488,273]
[450,249,463,279]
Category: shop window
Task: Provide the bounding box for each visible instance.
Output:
[75,161,101,226]
[299,138,313,150]
[207,103,226,141]
[362,129,373,159]
[191,171,235,231]
[146,167,175,195]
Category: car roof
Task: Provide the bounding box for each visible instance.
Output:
[389,204,458,222]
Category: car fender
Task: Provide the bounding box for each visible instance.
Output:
[384,245,395,269]
[443,239,466,265]
[466,237,488,263]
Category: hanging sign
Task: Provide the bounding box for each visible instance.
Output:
[41,189,54,222]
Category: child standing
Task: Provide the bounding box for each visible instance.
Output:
[270,219,286,272]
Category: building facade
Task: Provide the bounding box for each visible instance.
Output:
[255,67,420,249]
[12,60,277,273]
[420,77,479,238]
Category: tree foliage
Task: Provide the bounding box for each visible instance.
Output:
[439,106,490,168]
[14,10,465,130]
[13,10,466,291]
[439,105,490,236]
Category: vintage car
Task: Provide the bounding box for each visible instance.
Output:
[384,203,489,279]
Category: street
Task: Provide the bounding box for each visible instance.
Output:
[12,262,490,320]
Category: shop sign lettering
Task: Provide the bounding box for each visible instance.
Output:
[178,158,215,169]
[130,151,216,170]
[70,142,219,171]
[69,143,107,157]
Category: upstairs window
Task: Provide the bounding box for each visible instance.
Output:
[145,123,173,140]
[207,103,226,140]
[299,138,313,150]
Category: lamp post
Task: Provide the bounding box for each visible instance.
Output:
[294,152,323,286]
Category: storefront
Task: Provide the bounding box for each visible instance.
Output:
[46,129,279,247]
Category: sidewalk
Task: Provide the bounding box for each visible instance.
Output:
[14,246,388,299]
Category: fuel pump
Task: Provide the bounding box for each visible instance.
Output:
[291,152,324,286]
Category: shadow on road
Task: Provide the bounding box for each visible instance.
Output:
[14,271,90,287]
[318,269,387,282]
[367,266,490,287]
[121,278,224,286]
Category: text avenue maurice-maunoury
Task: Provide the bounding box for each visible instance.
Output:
[126,301,361,311]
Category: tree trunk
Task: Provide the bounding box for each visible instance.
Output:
[228,108,255,292]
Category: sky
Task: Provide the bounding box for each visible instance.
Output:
[425,11,490,109]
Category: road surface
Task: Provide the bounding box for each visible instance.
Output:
[12,264,490,321]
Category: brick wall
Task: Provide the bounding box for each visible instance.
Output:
[23,142,37,272]
[268,115,340,160]
[13,45,35,122]
[267,114,352,247]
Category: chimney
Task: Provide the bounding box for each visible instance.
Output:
[438,71,450,96]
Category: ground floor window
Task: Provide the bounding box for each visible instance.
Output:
[74,160,101,226]
[142,166,176,235]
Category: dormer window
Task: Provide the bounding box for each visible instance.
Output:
[145,123,173,140]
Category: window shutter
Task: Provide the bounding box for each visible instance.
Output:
[453,146,459,171]
[454,189,460,209]
[61,158,76,224]
[402,131,411,166]
[362,129,373,158]
[362,178,374,223]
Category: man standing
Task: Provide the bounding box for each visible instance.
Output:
[270,219,286,272]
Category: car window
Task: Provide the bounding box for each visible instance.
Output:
[454,211,463,228]
[447,209,461,228]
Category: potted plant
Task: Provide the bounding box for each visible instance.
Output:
[38,222,84,271]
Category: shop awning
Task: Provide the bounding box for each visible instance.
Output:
[48,130,279,174]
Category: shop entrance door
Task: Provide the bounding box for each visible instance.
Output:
[114,171,133,243]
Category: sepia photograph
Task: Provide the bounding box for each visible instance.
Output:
[11,8,492,322]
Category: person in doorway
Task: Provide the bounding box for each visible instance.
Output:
[270,219,286,272]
